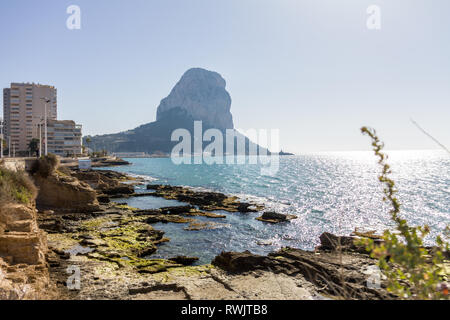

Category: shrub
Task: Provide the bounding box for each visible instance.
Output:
[358,127,449,300]
[0,166,37,205]
[30,153,60,177]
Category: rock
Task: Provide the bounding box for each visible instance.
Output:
[33,172,100,213]
[137,206,226,225]
[146,215,192,224]
[0,203,51,299]
[183,221,224,231]
[157,68,233,130]
[37,216,65,233]
[83,68,268,155]
[0,204,48,265]
[91,158,130,167]
[157,205,226,218]
[128,282,185,295]
[80,238,107,247]
[256,240,273,246]
[145,184,263,213]
[159,206,194,215]
[212,251,275,273]
[52,248,71,260]
[137,247,158,258]
[256,211,297,224]
[97,195,110,204]
[185,211,226,219]
[318,232,383,253]
[72,169,134,196]
[213,247,391,300]
[102,185,134,196]
[168,256,199,266]
[237,203,258,213]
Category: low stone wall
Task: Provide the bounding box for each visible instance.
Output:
[1,158,38,172]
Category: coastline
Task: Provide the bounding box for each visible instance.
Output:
[1,158,447,300]
[35,163,394,300]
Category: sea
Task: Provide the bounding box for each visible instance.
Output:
[105,150,450,264]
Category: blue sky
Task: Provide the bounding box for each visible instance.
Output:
[1,0,449,152]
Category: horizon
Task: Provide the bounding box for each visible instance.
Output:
[1,0,449,153]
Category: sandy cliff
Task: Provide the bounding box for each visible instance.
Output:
[0,202,51,299]
[34,173,100,213]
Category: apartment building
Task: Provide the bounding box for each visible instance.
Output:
[46,120,83,157]
[3,83,57,154]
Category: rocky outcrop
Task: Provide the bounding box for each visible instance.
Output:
[0,204,47,265]
[34,173,100,213]
[146,184,263,212]
[72,170,134,196]
[256,211,297,223]
[212,246,391,300]
[84,68,268,155]
[90,157,130,167]
[0,203,51,299]
[318,232,384,254]
[156,68,234,130]
[169,256,199,266]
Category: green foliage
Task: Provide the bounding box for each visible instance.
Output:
[31,153,60,177]
[358,127,449,300]
[90,150,108,158]
[28,138,40,156]
[0,166,37,205]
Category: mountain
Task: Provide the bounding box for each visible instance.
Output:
[85,68,267,155]
[279,150,295,156]
[157,68,233,130]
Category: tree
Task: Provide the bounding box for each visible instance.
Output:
[85,137,92,155]
[28,138,40,157]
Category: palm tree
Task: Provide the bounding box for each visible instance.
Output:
[28,138,40,157]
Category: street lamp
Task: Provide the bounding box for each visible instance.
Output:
[0,117,3,159]
[40,97,51,156]
[38,122,42,158]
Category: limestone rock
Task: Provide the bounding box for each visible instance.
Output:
[72,169,134,195]
[156,68,233,130]
[34,173,100,213]
[0,204,47,265]
[84,68,270,155]
[0,203,51,299]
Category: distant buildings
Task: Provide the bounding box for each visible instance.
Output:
[46,120,83,157]
[2,82,83,157]
[111,152,149,158]
[3,83,57,154]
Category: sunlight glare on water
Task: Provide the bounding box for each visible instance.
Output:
[108,150,450,264]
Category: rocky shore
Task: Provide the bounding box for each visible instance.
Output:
[38,167,390,299]
[1,160,446,300]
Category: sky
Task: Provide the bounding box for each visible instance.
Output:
[1,0,449,153]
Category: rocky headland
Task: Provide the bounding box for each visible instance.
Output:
[85,68,268,155]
